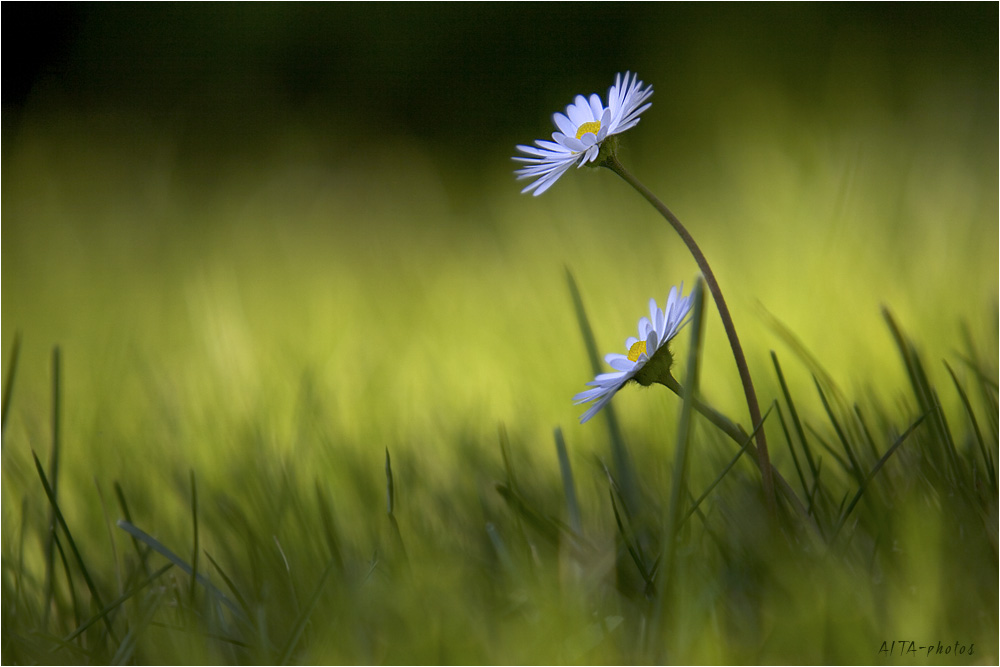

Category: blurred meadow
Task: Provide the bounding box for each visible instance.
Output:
[2,4,997,664]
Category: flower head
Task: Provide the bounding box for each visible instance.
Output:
[573,283,693,423]
[513,71,653,196]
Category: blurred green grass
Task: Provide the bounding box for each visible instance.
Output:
[2,12,998,660]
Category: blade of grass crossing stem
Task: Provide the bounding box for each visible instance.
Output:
[566,267,639,515]
[832,413,927,541]
[814,377,865,488]
[771,351,820,487]
[116,519,246,621]
[683,403,771,527]
[32,451,117,640]
[60,563,173,646]
[775,403,810,507]
[553,427,582,535]
[1,331,21,441]
[658,279,705,628]
[945,360,997,492]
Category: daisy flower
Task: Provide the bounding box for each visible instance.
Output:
[513,71,653,196]
[573,283,693,424]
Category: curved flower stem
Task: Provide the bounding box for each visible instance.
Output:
[602,154,777,519]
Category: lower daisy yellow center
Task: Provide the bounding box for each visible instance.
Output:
[575,121,601,139]
[627,340,646,362]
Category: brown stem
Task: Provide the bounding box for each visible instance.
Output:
[603,154,777,519]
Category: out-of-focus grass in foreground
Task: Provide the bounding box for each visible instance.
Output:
[3,44,998,663]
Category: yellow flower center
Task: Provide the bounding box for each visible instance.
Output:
[575,121,602,140]
[627,340,646,362]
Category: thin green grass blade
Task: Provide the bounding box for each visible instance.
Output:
[813,376,865,488]
[51,530,82,634]
[384,448,409,567]
[384,447,395,517]
[566,266,638,515]
[32,450,117,640]
[116,519,246,622]
[771,351,819,488]
[944,360,996,492]
[682,403,772,527]
[43,347,62,630]
[188,469,200,604]
[832,413,927,541]
[60,563,173,646]
[883,307,961,482]
[607,486,651,589]
[553,427,582,535]
[314,481,346,574]
[497,424,518,493]
[279,556,338,665]
[203,551,252,620]
[109,588,165,666]
[114,482,152,577]
[853,404,881,461]
[494,483,560,548]
[775,403,810,504]
[1,331,21,441]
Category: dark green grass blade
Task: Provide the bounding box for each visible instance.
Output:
[114,482,152,577]
[188,469,200,603]
[279,556,338,665]
[60,563,173,646]
[944,360,996,493]
[1,331,21,441]
[52,530,82,633]
[771,352,819,495]
[494,483,560,549]
[566,266,638,515]
[553,427,583,535]
[116,519,247,622]
[813,376,865,488]
[384,448,409,567]
[43,347,62,629]
[607,486,651,590]
[775,403,810,508]
[853,404,881,461]
[314,481,346,574]
[683,403,771,527]
[832,413,927,540]
[497,424,518,494]
[384,447,395,517]
[203,551,252,620]
[883,308,962,482]
[32,451,117,640]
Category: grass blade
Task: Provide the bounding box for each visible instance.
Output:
[832,413,927,540]
[279,557,338,665]
[553,427,582,535]
[32,450,117,640]
[116,519,246,621]
[1,331,21,441]
[566,266,638,515]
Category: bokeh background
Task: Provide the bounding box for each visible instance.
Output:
[2,5,997,660]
